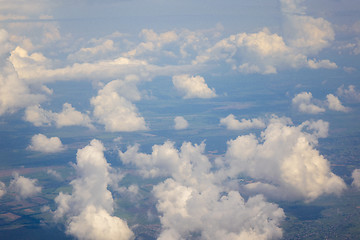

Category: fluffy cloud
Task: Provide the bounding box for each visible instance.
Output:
[120,141,285,240]
[172,74,216,99]
[192,0,337,74]
[292,92,350,114]
[220,114,266,130]
[326,94,350,112]
[28,134,65,153]
[280,0,335,54]
[91,79,148,132]
[174,116,189,130]
[0,181,6,198]
[218,116,346,202]
[54,139,134,240]
[153,180,284,240]
[351,169,360,189]
[9,172,41,200]
[337,85,360,102]
[292,92,325,114]
[24,103,94,129]
[0,31,49,115]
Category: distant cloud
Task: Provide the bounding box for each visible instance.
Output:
[0,181,6,198]
[337,85,360,102]
[9,172,41,200]
[292,91,350,114]
[292,92,325,114]
[54,139,134,240]
[172,74,216,99]
[25,103,94,129]
[326,94,350,112]
[351,169,360,189]
[174,116,189,130]
[91,79,148,132]
[220,114,266,130]
[28,134,65,153]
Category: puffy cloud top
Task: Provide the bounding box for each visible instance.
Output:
[54,139,134,240]
[174,116,189,130]
[172,74,216,99]
[9,173,41,200]
[91,79,148,132]
[219,116,346,202]
[220,114,266,130]
[28,134,65,153]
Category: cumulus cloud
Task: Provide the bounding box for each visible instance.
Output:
[174,116,189,130]
[218,116,346,202]
[9,172,41,200]
[326,94,350,112]
[0,32,49,115]
[337,85,360,102]
[54,139,134,240]
[292,92,325,114]
[120,141,285,240]
[172,74,216,99]
[351,169,360,189]
[24,103,94,129]
[220,114,266,130]
[91,79,148,132]
[0,181,6,198]
[28,134,65,153]
[192,0,337,74]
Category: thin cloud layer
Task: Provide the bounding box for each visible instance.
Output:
[220,114,266,130]
[28,134,65,153]
[54,139,134,240]
[172,74,216,99]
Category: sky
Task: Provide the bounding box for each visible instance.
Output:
[0,0,360,239]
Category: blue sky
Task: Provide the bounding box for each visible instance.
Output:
[0,0,360,239]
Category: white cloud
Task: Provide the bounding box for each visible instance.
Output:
[220,114,266,130]
[172,74,216,99]
[292,92,325,114]
[68,39,117,63]
[0,181,6,198]
[280,0,335,55]
[54,139,134,240]
[326,94,350,112]
[25,103,94,129]
[351,169,360,189]
[28,134,65,153]
[120,141,285,240]
[337,85,360,102]
[9,172,41,200]
[194,27,337,74]
[219,116,346,202]
[91,79,148,132]
[174,116,189,130]
[153,179,284,240]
